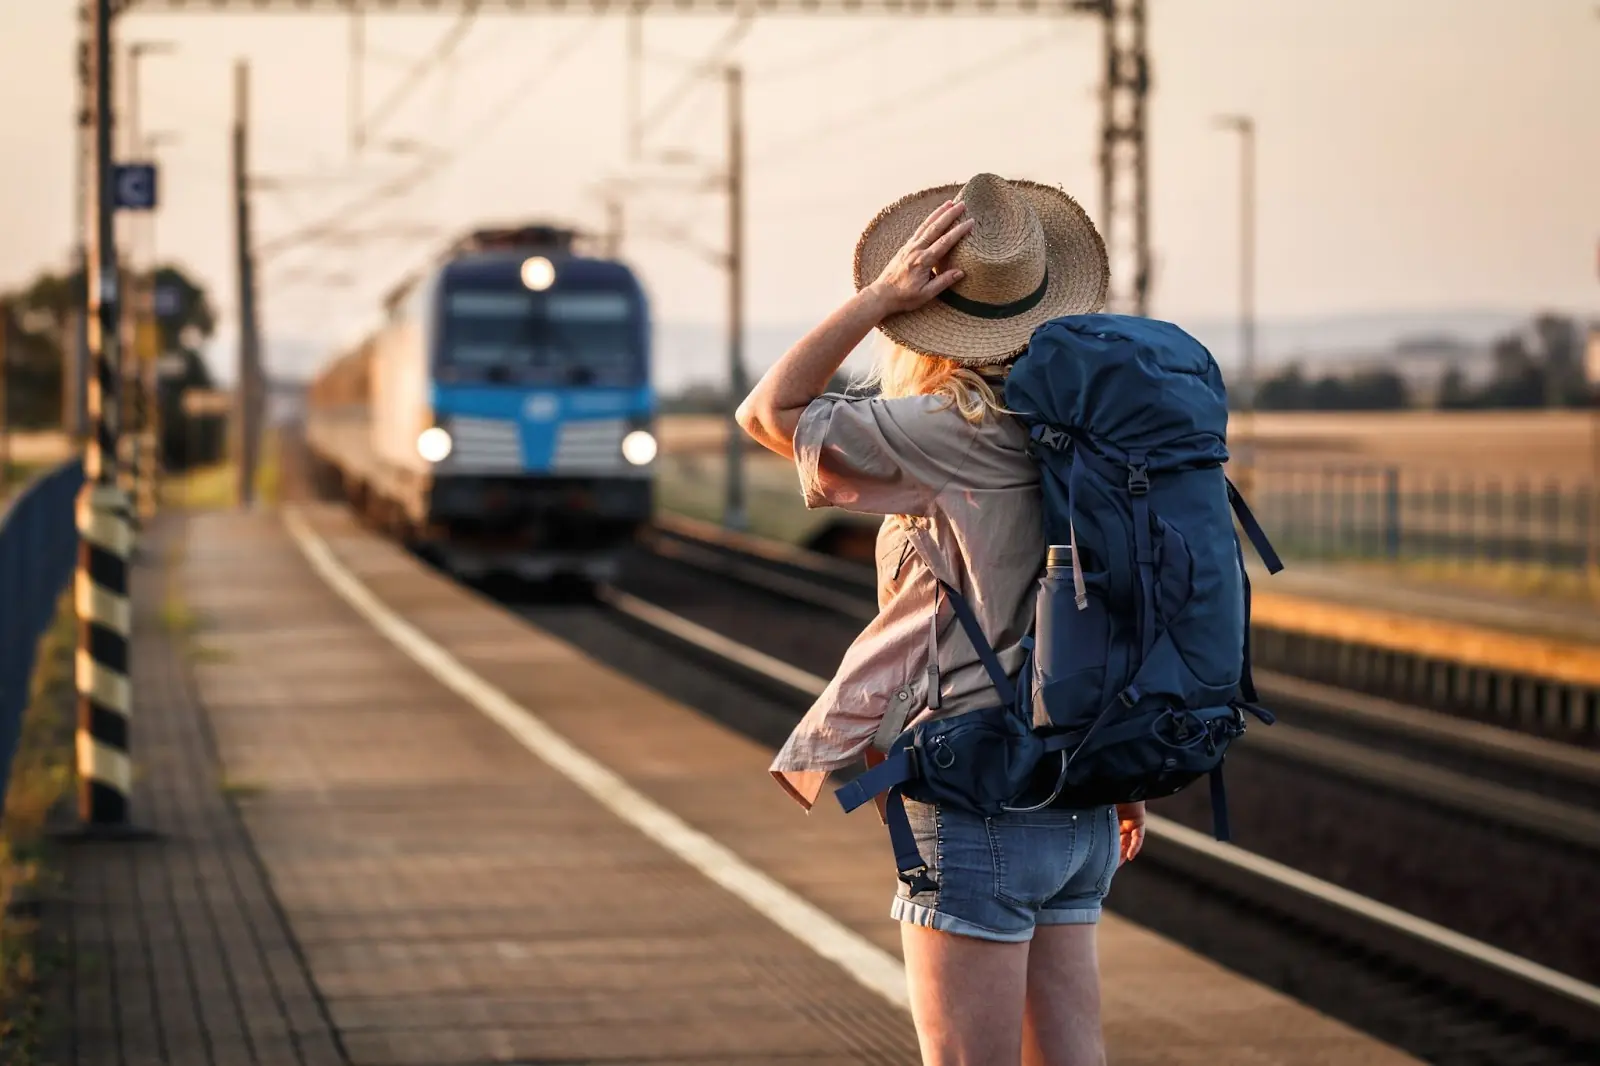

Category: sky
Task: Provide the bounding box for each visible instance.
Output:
[1,0,1597,390]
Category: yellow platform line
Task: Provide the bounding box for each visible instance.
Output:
[1251,591,1600,689]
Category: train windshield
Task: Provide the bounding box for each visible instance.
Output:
[436,287,642,386]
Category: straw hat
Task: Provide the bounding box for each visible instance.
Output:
[853,174,1109,366]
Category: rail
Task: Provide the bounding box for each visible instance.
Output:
[591,568,1600,1050]
[0,459,86,812]
[649,511,1600,743]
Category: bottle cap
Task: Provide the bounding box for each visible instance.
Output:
[1047,544,1074,569]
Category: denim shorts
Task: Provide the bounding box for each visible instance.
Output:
[889,798,1121,943]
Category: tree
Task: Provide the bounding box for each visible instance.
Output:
[1436,365,1476,409]
[1531,312,1585,407]
[1342,368,1410,410]
[1479,333,1545,408]
[1430,313,1588,410]
[1255,363,1310,410]
[0,261,220,459]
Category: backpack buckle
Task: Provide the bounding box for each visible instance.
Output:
[898,866,938,898]
[1031,425,1070,452]
[1127,462,1150,496]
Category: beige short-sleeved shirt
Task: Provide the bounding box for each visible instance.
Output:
[769,392,1044,809]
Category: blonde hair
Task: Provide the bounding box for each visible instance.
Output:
[857,341,1014,425]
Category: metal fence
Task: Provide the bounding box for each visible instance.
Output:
[1251,462,1596,571]
[0,459,84,815]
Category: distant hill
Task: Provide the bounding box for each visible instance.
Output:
[649,310,1543,395]
[241,306,1586,397]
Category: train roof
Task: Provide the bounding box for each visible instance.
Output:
[439,249,638,288]
[381,220,622,313]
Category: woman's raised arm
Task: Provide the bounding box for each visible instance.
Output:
[735,200,972,459]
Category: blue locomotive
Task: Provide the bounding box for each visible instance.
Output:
[306,223,655,585]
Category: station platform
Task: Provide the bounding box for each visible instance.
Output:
[53,504,1422,1065]
[1245,558,1600,647]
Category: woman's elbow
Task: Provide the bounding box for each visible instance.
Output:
[733,396,766,440]
[735,396,799,456]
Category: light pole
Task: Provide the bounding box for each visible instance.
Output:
[723,63,746,532]
[615,72,748,531]
[1216,113,1257,493]
[124,40,176,521]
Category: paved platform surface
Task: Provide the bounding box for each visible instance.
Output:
[54,505,1424,1064]
[55,518,344,1066]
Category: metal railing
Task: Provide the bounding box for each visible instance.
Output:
[1252,463,1596,572]
[0,459,85,815]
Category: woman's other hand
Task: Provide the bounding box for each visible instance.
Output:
[1116,802,1146,864]
[865,200,975,315]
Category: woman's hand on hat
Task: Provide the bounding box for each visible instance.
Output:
[864,199,975,317]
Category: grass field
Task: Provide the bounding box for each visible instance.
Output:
[163,430,281,511]
[658,411,1600,601]
[0,597,74,1061]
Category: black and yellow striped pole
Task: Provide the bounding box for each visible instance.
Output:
[76,0,136,829]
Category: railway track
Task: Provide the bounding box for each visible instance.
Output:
[488,521,1600,1066]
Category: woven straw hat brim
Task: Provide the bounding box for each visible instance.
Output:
[853,179,1109,366]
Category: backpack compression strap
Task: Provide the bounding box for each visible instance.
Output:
[1225,478,1284,574]
[1213,479,1281,845]
[1223,476,1282,705]
[1126,451,1157,657]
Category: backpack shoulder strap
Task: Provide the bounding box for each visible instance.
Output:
[899,534,1019,713]
[936,579,1018,708]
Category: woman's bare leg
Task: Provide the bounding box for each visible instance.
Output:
[901,923,1031,1065]
[1021,923,1106,1066]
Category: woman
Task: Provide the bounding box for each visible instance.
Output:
[736,174,1147,1066]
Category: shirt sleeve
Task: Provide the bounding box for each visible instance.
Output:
[793,393,978,517]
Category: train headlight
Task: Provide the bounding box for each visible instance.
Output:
[621,429,657,466]
[417,426,453,463]
[520,256,555,292]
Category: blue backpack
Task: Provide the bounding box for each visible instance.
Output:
[835,314,1283,898]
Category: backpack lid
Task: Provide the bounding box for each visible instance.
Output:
[1004,314,1231,469]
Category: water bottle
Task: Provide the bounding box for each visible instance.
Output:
[1033,543,1107,731]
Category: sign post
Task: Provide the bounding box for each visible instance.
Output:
[112,162,158,212]
[153,281,181,319]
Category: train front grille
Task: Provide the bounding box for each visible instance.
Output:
[442,416,523,473]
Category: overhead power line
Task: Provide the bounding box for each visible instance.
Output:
[749,24,1072,166]
[358,3,480,147]
[634,13,753,152]
[748,34,887,82]
[257,16,604,263]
